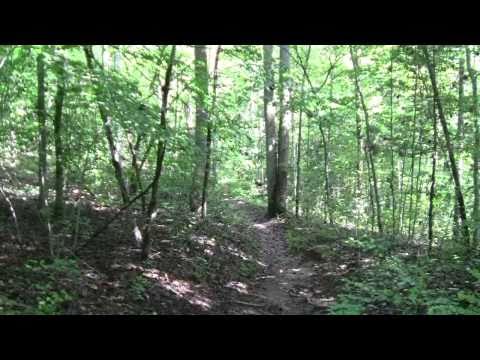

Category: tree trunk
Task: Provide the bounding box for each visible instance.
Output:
[407,67,420,240]
[428,99,438,253]
[36,53,48,211]
[141,45,176,260]
[422,45,470,244]
[466,46,479,248]
[190,45,209,214]
[389,49,397,234]
[127,133,146,211]
[83,46,129,205]
[354,89,363,233]
[53,53,66,220]
[201,46,222,218]
[263,45,278,217]
[295,46,311,218]
[350,46,384,234]
[275,45,291,215]
[319,116,332,224]
[453,57,465,239]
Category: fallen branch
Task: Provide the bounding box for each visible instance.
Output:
[75,180,155,253]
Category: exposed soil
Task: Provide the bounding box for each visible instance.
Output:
[224,199,340,315]
[0,190,343,315]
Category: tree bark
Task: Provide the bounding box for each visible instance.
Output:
[428,99,438,253]
[141,45,176,260]
[83,46,130,205]
[466,46,480,247]
[201,46,222,218]
[422,45,470,244]
[350,46,384,234]
[36,53,48,211]
[389,48,397,234]
[453,57,465,239]
[275,45,291,215]
[263,45,278,217]
[295,46,311,218]
[190,45,209,214]
[53,53,66,220]
[406,67,420,240]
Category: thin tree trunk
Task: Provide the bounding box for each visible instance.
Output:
[141,45,176,260]
[411,126,425,242]
[350,46,383,234]
[263,45,278,217]
[295,46,311,218]
[53,53,66,220]
[84,46,129,205]
[422,45,470,244]
[466,46,479,248]
[319,116,332,224]
[127,133,146,211]
[354,90,363,233]
[190,45,209,214]
[407,68,420,240]
[389,49,397,234]
[453,57,465,239]
[428,99,438,253]
[36,53,48,211]
[201,45,222,218]
[398,155,406,234]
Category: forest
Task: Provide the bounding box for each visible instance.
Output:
[0,45,479,315]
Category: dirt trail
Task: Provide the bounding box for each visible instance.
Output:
[227,200,336,315]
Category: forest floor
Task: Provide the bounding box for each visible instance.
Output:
[4,186,478,315]
[223,199,340,314]
[0,183,350,315]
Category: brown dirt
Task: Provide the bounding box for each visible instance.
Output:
[224,199,340,315]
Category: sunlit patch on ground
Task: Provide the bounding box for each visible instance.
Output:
[191,235,216,247]
[191,235,216,256]
[143,270,212,310]
[225,281,249,294]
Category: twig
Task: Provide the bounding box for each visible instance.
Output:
[75,180,155,252]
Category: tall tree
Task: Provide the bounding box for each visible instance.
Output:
[350,45,384,234]
[466,46,479,247]
[52,51,66,219]
[201,45,222,218]
[84,46,130,205]
[190,45,209,214]
[295,46,311,218]
[453,56,465,238]
[141,46,176,260]
[422,45,470,244]
[389,48,397,234]
[263,45,278,217]
[275,45,291,215]
[428,98,438,253]
[36,52,48,211]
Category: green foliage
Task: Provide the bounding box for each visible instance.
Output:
[238,260,257,279]
[23,258,79,314]
[36,289,73,315]
[130,275,151,301]
[330,254,480,315]
[329,301,365,315]
[25,258,80,277]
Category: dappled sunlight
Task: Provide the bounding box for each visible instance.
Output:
[143,269,212,311]
[191,235,216,256]
[225,281,249,294]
